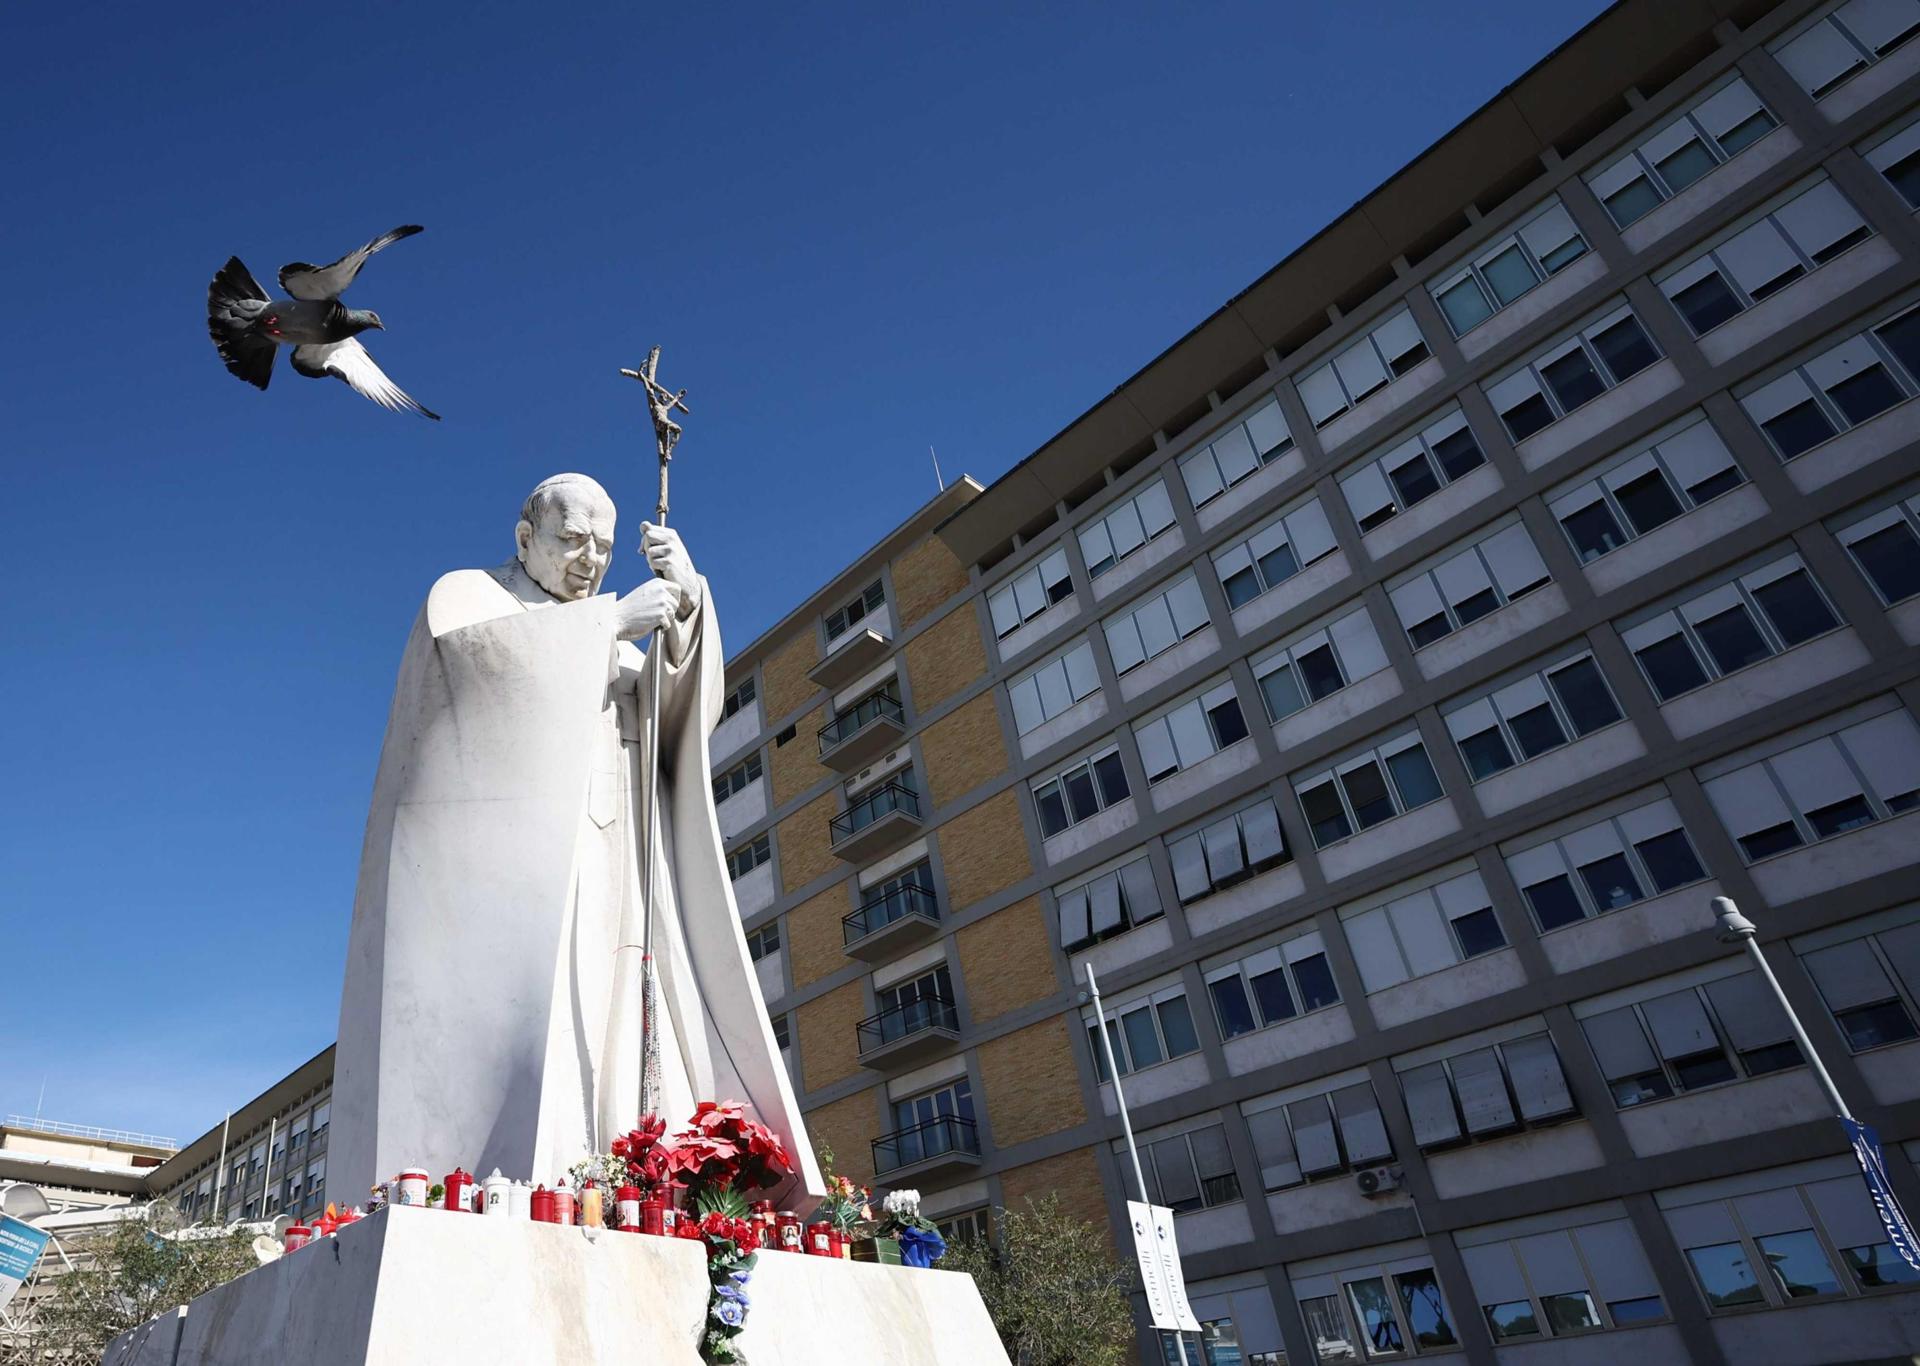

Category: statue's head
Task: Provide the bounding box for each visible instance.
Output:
[516,473,616,602]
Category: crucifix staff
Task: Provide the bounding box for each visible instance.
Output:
[619,345,691,1122]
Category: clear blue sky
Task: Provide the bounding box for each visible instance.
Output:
[0,0,1607,1143]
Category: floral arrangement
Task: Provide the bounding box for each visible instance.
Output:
[811,1142,872,1236]
[874,1189,947,1269]
[674,1209,762,1362]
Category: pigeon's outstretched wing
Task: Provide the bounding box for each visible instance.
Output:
[278,224,423,301]
[291,339,440,419]
[207,256,276,390]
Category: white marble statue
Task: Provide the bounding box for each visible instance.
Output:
[331,473,822,1202]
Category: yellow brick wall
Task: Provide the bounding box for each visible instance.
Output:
[796,981,867,1092]
[955,897,1058,1020]
[999,1145,1112,1234]
[786,884,851,989]
[805,1090,880,1191]
[778,791,841,895]
[937,789,1032,912]
[770,705,827,808]
[893,534,969,629]
[903,603,987,713]
[919,692,1009,810]
[977,1016,1086,1147]
[761,631,819,725]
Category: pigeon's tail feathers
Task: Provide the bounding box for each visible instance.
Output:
[207,256,276,390]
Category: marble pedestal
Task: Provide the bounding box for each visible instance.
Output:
[101,1206,1009,1366]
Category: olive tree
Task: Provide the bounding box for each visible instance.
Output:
[942,1194,1136,1366]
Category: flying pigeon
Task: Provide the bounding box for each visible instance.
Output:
[206,224,439,419]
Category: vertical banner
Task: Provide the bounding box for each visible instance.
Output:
[1128,1200,1201,1333]
[0,1215,51,1314]
[1843,1118,1920,1271]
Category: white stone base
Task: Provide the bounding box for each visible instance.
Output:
[101,1206,1008,1366]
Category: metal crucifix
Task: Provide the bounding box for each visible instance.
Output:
[618,345,691,1123]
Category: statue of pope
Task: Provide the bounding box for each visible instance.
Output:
[331,472,821,1200]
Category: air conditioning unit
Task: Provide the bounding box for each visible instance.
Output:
[1355,1166,1405,1198]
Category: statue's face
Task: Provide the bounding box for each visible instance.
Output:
[517,489,615,601]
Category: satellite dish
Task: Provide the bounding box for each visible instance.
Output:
[0,1183,52,1222]
[251,1234,283,1267]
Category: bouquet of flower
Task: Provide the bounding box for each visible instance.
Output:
[811,1143,872,1237]
[874,1189,946,1269]
[660,1101,794,1208]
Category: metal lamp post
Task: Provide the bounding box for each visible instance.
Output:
[1710,896,1855,1122]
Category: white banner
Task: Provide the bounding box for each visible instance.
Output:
[1127,1200,1201,1333]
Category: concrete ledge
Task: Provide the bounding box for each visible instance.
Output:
[102,1206,1008,1366]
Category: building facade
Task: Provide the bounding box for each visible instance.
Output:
[710,1,1920,1362]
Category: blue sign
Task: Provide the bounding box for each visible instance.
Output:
[0,1214,51,1311]
[1843,1118,1920,1273]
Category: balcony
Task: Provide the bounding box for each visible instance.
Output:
[818,690,907,773]
[829,782,922,863]
[856,994,961,1070]
[842,883,941,962]
[871,1115,981,1181]
[809,626,894,691]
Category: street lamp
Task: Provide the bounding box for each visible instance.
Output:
[1708,896,1853,1121]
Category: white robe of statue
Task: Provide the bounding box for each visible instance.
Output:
[330,476,821,1203]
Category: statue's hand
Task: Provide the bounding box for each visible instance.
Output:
[640,523,701,616]
[614,580,683,640]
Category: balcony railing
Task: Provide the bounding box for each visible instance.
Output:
[818,690,904,756]
[843,884,939,946]
[856,994,959,1056]
[829,782,921,843]
[872,1115,980,1176]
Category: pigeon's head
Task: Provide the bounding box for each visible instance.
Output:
[517,473,617,602]
[342,308,385,334]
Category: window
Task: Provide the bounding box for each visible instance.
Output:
[712,752,763,805]
[820,686,904,753]
[1389,522,1551,649]
[1663,1161,1920,1314]
[1205,933,1341,1040]
[1445,653,1623,781]
[851,860,936,941]
[1169,798,1291,903]
[1430,199,1590,336]
[1772,0,1920,101]
[872,965,955,1044]
[1799,915,1920,1052]
[1252,607,1390,724]
[1485,304,1663,442]
[1080,480,1178,580]
[1739,305,1920,462]
[304,1158,326,1211]
[1105,574,1210,676]
[311,1103,329,1139]
[1135,682,1249,783]
[726,833,772,881]
[1344,869,1507,993]
[1580,972,1802,1108]
[770,1012,791,1050]
[1587,76,1778,227]
[883,1079,977,1169]
[1297,1262,1459,1360]
[1295,309,1432,428]
[1702,703,1920,860]
[1506,798,1705,934]
[1008,640,1102,734]
[1243,1082,1393,1189]
[1125,1122,1241,1213]
[1033,743,1132,838]
[1621,553,1844,702]
[1211,499,1338,609]
[1461,1217,1666,1342]
[721,675,756,721]
[1551,417,1744,563]
[1340,407,1488,534]
[1400,1032,1577,1148]
[1178,396,1296,508]
[825,580,884,642]
[1660,179,1873,336]
[1836,492,1920,604]
[289,1114,308,1151]
[937,1208,990,1246]
[1866,112,1920,208]
[746,923,780,961]
[1088,986,1200,1079]
[1296,732,1445,848]
[1057,855,1165,951]
[988,547,1074,640]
